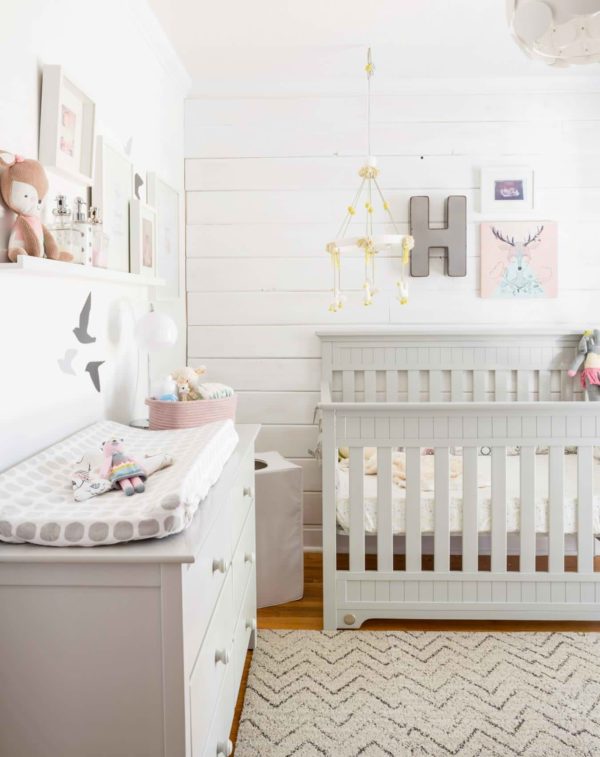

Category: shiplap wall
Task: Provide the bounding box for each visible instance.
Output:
[185,79,600,537]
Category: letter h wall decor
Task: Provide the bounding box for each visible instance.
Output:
[409,195,467,277]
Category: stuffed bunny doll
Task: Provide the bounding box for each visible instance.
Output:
[100,438,147,496]
[0,151,72,262]
[568,329,600,401]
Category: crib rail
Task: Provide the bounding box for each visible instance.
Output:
[320,401,600,628]
[320,329,583,402]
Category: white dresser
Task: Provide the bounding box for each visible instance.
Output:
[0,424,259,757]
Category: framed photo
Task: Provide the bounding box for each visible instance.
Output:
[130,199,157,277]
[39,65,96,185]
[147,173,180,299]
[480,221,557,299]
[92,137,133,272]
[480,165,534,214]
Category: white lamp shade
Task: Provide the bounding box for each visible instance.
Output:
[135,310,178,352]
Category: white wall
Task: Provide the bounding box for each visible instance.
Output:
[0,0,189,470]
[185,76,600,535]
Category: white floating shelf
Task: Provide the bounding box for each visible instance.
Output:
[0,256,165,287]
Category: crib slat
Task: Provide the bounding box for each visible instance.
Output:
[473,370,486,401]
[462,446,478,572]
[364,370,377,402]
[434,447,450,572]
[491,447,507,572]
[377,447,393,572]
[405,447,421,571]
[494,370,508,402]
[429,371,442,402]
[548,446,564,573]
[349,447,365,572]
[342,371,355,402]
[385,370,398,402]
[539,370,551,401]
[519,446,536,573]
[517,371,529,401]
[407,370,419,402]
[451,371,463,402]
[577,446,594,574]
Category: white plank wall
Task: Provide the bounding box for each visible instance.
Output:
[185,82,600,528]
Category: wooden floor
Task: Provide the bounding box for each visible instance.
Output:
[230,551,600,748]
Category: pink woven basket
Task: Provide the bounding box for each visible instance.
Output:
[146,395,237,430]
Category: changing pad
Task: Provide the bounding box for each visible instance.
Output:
[336,454,600,535]
[0,419,239,547]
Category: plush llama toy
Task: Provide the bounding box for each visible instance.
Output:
[568,329,600,401]
[170,366,207,401]
[0,151,72,262]
[99,438,147,496]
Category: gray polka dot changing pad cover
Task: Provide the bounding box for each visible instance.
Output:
[0,419,239,547]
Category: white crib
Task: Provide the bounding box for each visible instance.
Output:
[318,329,600,629]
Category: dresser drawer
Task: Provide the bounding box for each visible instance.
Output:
[233,575,257,695]
[189,569,234,755]
[183,496,233,673]
[201,661,235,757]
[231,449,255,548]
[232,503,256,615]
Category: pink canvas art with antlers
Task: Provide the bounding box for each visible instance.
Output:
[480,221,557,299]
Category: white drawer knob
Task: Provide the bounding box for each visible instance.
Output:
[243,486,253,498]
[244,551,255,565]
[215,648,230,665]
[217,739,233,757]
[212,558,227,574]
[246,618,257,632]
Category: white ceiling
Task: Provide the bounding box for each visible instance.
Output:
[148,0,600,96]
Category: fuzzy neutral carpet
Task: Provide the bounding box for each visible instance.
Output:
[235,630,600,756]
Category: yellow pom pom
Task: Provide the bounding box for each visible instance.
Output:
[347,206,356,216]
[383,201,390,211]
[400,297,408,305]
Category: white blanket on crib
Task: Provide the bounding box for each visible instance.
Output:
[336,454,600,535]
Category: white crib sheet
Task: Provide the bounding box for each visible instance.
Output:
[0,419,239,547]
[336,454,600,535]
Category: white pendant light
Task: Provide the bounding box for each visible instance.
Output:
[508,0,600,65]
[324,49,414,312]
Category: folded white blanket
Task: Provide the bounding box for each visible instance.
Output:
[196,382,235,400]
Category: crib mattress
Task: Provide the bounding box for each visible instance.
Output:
[0,419,239,547]
[336,454,600,536]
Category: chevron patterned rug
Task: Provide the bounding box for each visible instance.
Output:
[235,630,600,756]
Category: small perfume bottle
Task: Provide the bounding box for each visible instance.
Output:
[89,206,108,268]
[72,197,93,265]
[51,195,73,258]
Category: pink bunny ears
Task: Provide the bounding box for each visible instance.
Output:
[0,152,25,166]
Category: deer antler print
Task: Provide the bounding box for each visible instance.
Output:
[491,227,516,246]
[523,226,544,246]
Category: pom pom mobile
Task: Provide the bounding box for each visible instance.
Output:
[325,49,414,312]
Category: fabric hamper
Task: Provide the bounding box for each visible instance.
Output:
[254,451,304,608]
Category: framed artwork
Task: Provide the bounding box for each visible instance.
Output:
[480,165,535,214]
[147,173,180,299]
[39,65,96,185]
[92,137,133,272]
[480,221,557,299]
[129,199,157,277]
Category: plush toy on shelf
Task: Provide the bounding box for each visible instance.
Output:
[0,151,72,262]
[169,366,207,401]
[99,438,147,496]
[568,329,600,401]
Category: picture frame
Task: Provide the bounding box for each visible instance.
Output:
[129,198,157,278]
[92,137,133,272]
[147,173,180,299]
[480,221,557,299]
[480,165,535,215]
[39,65,96,185]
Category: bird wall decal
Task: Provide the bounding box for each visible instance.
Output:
[73,292,96,344]
[85,361,104,392]
[57,349,78,375]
